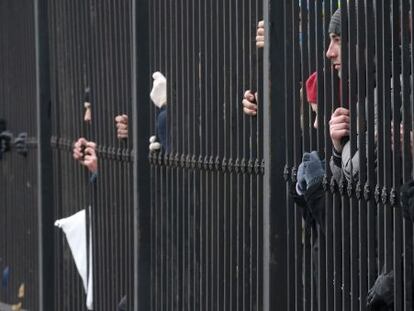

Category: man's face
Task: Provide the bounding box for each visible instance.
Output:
[326,33,341,77]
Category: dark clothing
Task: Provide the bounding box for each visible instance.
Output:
[118,295,127,311]
[292,179,325,303]
[157,107,169,152]
[293,180,325,234]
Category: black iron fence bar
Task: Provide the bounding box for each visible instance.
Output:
[391,1,403,310]
[315,2,328,310]
[405,2,414,310]
[34,0,54,309]
[48,1,63,307]
[228,1,236,310]
[193,1,201,307]
[365,0,378,297]
[292,0,304,309]
[347,2,360,308]
[374,0,385,276]
[322,2,335,309]
[382,0,394,276]
[263,0,287,310]
[338,3,352,311]
[133,0,151,309]
[255,0,264,307]
[308,0,316,137]
[303,3,315,310]
[356,1,369,310]
[283,1,294,307]
[300,0,310,153]
[308,0,317,150]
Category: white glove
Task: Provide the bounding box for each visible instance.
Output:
[149,135,161,151]
[150,71,167,108]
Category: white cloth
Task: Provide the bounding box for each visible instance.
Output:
[55,209,93,310]
[150,71,167,108]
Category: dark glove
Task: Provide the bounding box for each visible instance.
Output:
[400,180,414,222]
[0,119,6,133]
[14,132,28,157]
[367,270,394,309]
[0,131,12,158]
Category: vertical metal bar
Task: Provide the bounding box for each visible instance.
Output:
[34,0,54,309]
[199,0,206,308]
[338,3,351,310]
[382,0,393,274]
[132,0,151,309]
[356,1,368,310]
[345,2,360,310]
[300,0,310,153]
[241,0,250,309]
[308,0,317,149]
[301,3,313,310]
[375,0,385,275]
[322,1,334,308]
[291,2,303,309]
[193,0,201,307]
[255,1,264,310]
[229,0,236,309]
[215,0,224,308]
[404,1,414,310]
[263,1,287,311]
[283,1,295,309]
[391,1,403,309]
[314,2,327,309]
[365,0,377,300]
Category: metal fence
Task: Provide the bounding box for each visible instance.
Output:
[48,0,135,309]
[0,1,39,309]
[2,0,414,310]
[269,0,414,310]
[148,0,264,310]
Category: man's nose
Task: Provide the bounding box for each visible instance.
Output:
[326,44,335,59]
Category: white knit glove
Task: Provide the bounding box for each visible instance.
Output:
[149,135,161,152]
[150,71,167,108]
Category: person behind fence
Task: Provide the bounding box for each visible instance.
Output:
[114,71,169,152]
[250,11,348,183]
[326,7,414,310]
[73,137,98,182]
[325,8,357,185]
[243,70,326,299]
[294,74,327,303]
[365,177,414,310]
[327,7,413,185]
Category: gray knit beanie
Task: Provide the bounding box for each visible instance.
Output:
[328,8,341,35]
